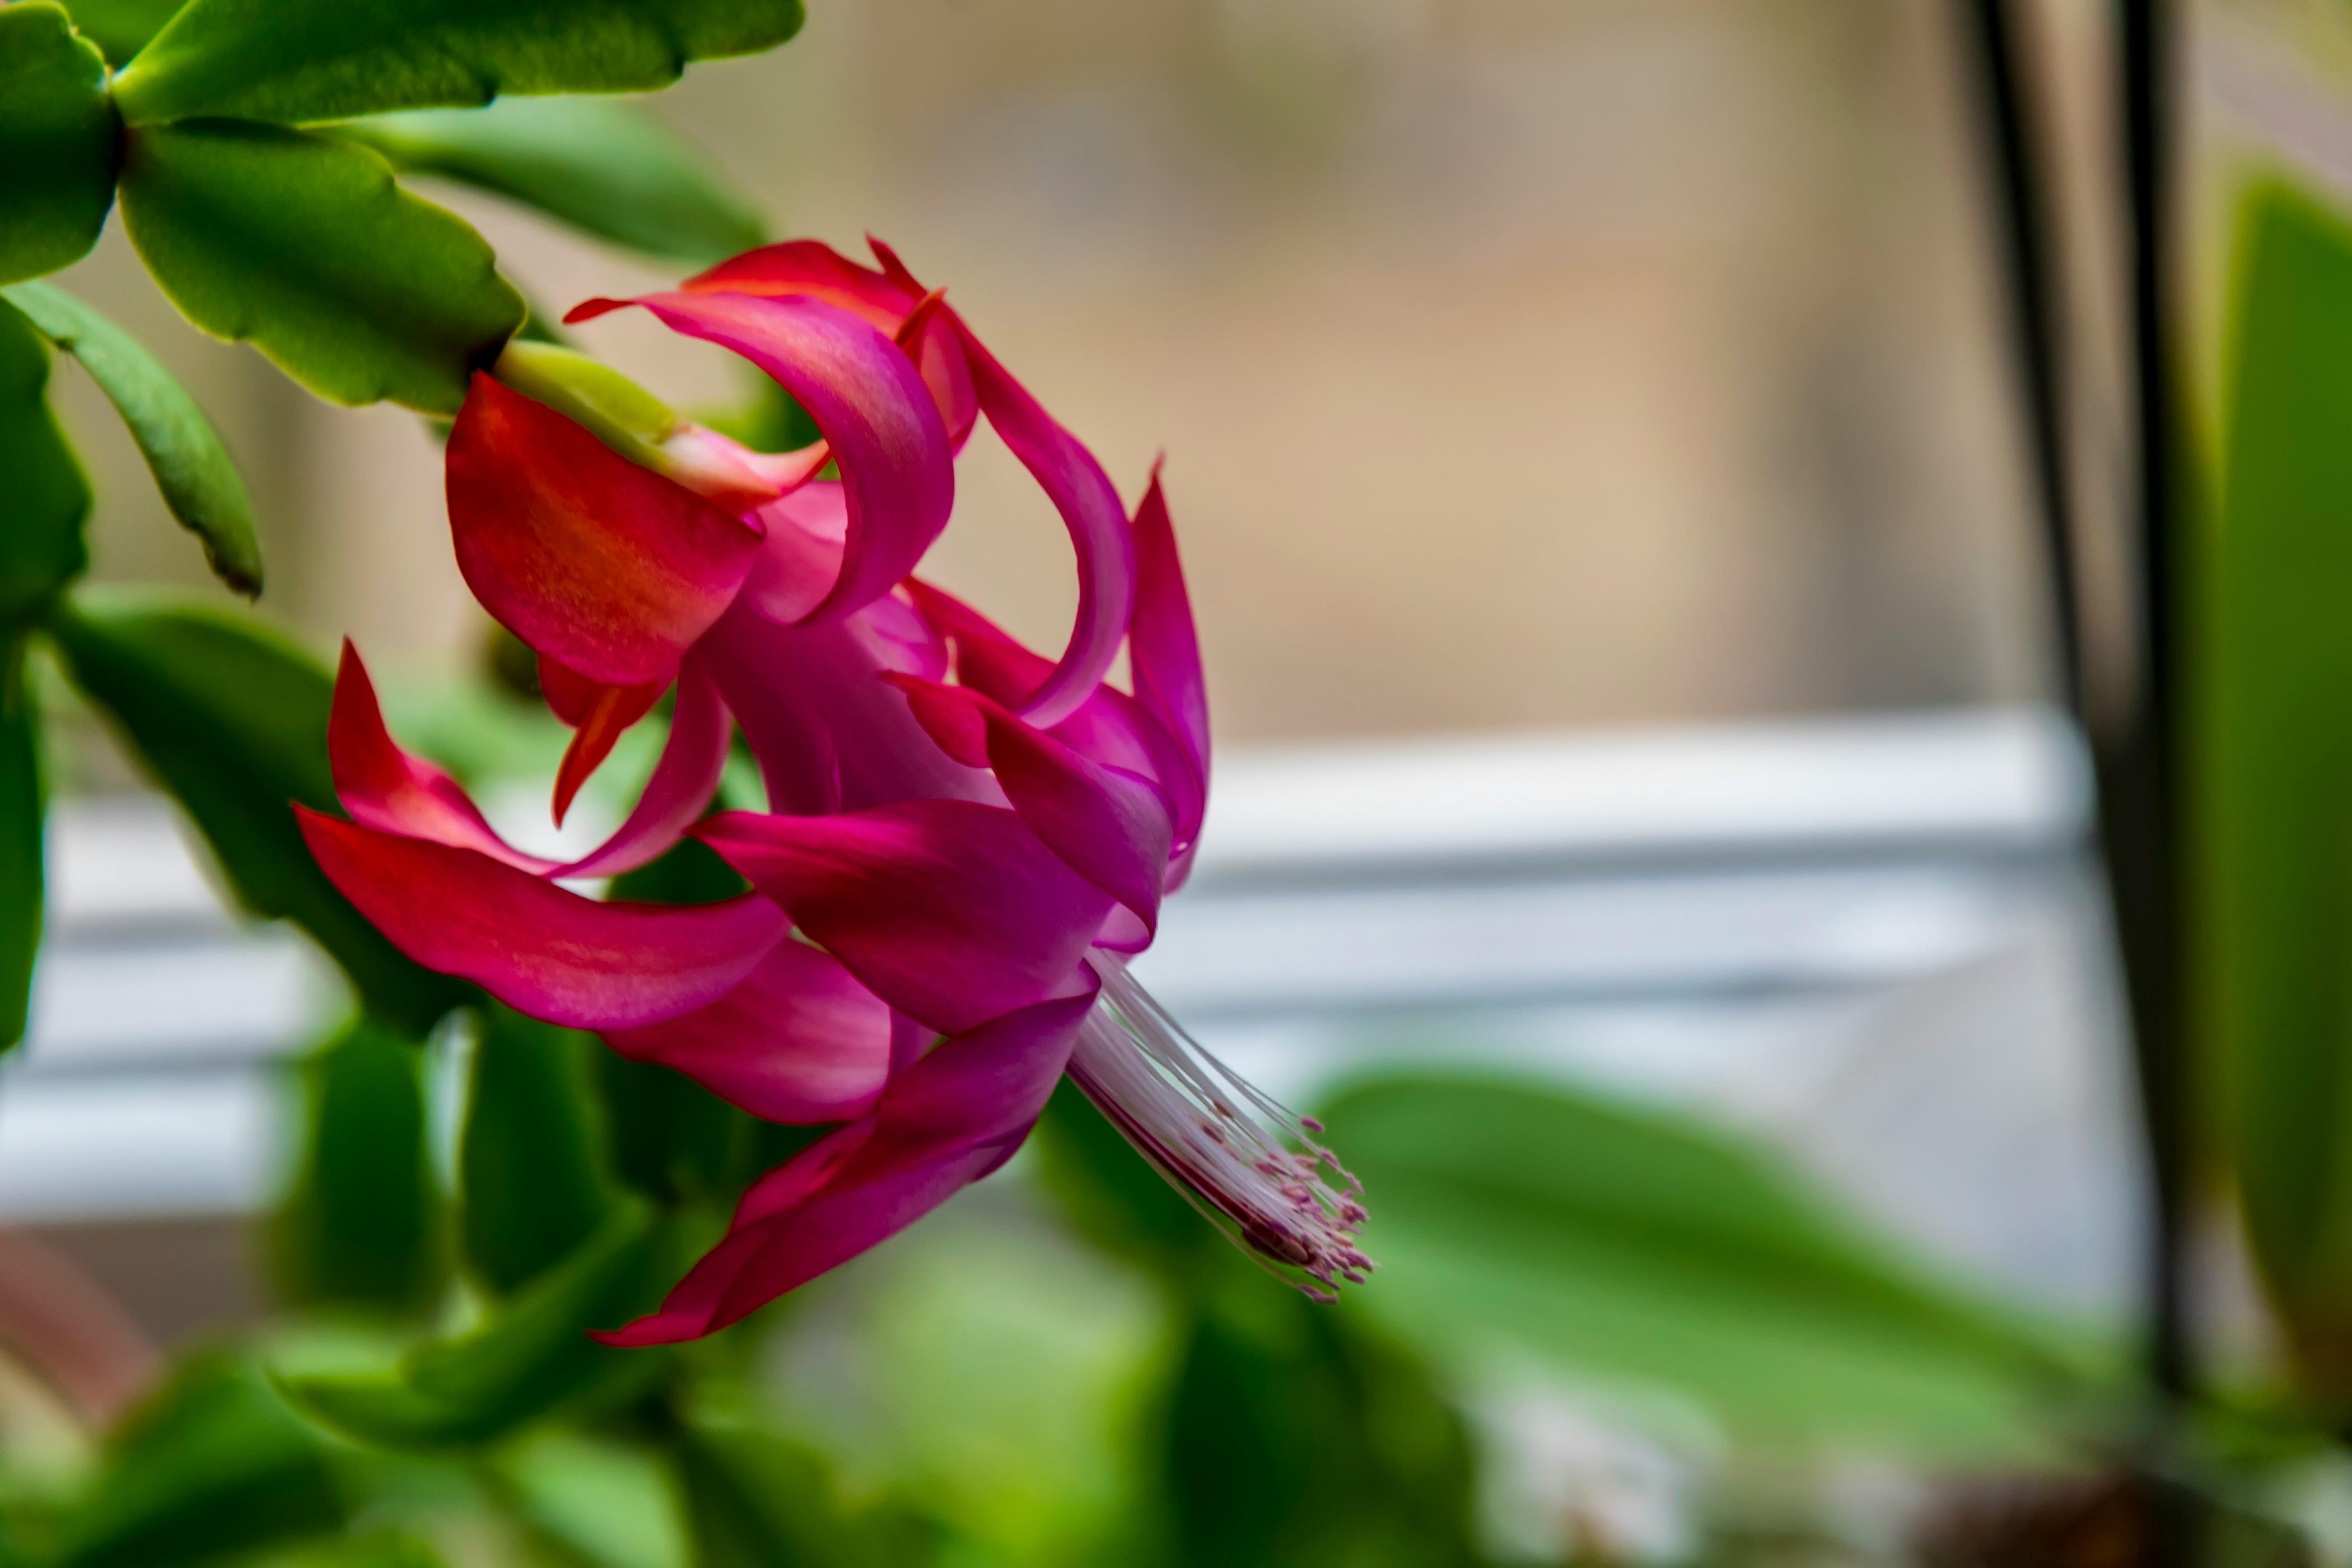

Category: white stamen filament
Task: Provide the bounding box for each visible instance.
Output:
[1071,953,1372,1300]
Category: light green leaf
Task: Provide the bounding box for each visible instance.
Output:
[58,0,186,67]
[280,1204,664,1450]
[55,1352,346,1568]
[0,658,39,1054]
[0,3,118,286]
[111,0,806,126]
[44,590,472,1034]
[2205,176,2352,1407]
[673,1409,934,1568]
[332,98,766,264]
[0,300,91,622]
[1322,1074,2103,1454]
[493,1429,689,1568]
[463,1002,620,1295]
[272,1018,446,1314]
[5,280,264,595]
[118,120,522,414]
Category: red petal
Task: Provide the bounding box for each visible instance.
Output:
[592,980,1096,1343]
[298,809,785,1029]
[550,674,664,827]
[1128,464,1210,802]
[555,656,733,881]
[567,292,953,628]
[685,239,976,441]
[603,940,892,1123]
[692,800,1111,1035]
[330,642,555,874]
[447,374,762,688]
[888,676,1172,935]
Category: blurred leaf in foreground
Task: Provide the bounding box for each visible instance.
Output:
[332,98,766,265]
[2205,175,2352,1412]
[54,1352,345,1568]
[0,299,91,623]
[1321,1072,2104,1455]
[0,655,40,1054]
[5,280,265,596]
[463,1002,621,1295]
[45,590,472,1034]
[281,1203,663,1450]
[272,1018,445,1315]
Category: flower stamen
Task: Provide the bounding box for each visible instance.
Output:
[1070,954,1372,1300]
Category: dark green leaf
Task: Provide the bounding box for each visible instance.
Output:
[111,0,806,126]
[272,1018,446,1314]
[280,1203,664,1449]
[0,300,91,621]
[1033,1077,1212,1272]
[0,655,39,1053]
[244,1530,447,1568]
[1322,1074,2101,1452]
[673,1409,938,1568]
[1159,1289,1481,1568]
[463,1002,620,1294]
[4,279,264,595]
[0,4,118,286]
[57,1351,346,1568]
[597,833,760,1207]
[118,120,522,414]
[2205,176,2352,1404]
[44,589,472,1034]
[57,0,186,66]
[332,98,766,264]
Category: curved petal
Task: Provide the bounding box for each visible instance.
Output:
[549,672,666,827]
[693,800,1111,1035]
[298,809,785,1030]
[888,676,1172,934]
[909,581,1202,846]
[948,319,1134,728]
[567,292,953,628]
[555,656,734,881]
[329,642,557,874]
[602,939,893,1123]
[1128,464,1210,799]
[593,981,1096,1344]
[686,239,976,441]
[447,374,764,688]
[699,598,995,816]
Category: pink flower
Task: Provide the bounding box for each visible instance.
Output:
[299,239,1369,1341]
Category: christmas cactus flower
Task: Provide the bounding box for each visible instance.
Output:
[298,239,1370,1342]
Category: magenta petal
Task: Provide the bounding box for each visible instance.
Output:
[602,940,892,1123]
[685,239,977,444]
[593,981,1097,1344]
[949,321,1135,728]
[569,292,953,628]
[447,375,763,688]
[298,809,785,1029]
[888,676,1172,934]
[329,642,556,874]
[909,582,1202,845]
[1128,465,1211,799]
[555,656,734,881]
[693,800,1112,1035]
[699,599,994,815]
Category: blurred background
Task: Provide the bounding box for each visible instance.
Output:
[21,0,2352,1562]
